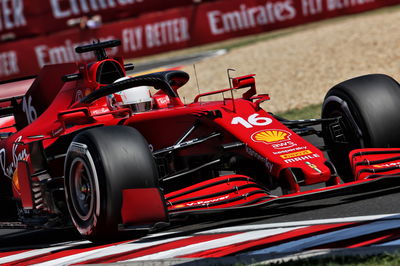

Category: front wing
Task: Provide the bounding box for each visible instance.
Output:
[165,147,400,218]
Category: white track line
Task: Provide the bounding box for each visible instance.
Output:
[248,219,400,255]
[0,241,90,264]
[32,236,190,266]
[124,227,305,262]
[375,239,400,246]
[200,213,400,234]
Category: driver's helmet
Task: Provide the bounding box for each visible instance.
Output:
[109,77,153,112]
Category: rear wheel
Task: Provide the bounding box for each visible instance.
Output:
[64,126,160,241]
[322,74,400,181]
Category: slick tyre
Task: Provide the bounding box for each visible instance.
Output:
[322,74,400,181]
[64,126,158,242]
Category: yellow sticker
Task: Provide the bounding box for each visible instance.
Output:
[280,150,313,159]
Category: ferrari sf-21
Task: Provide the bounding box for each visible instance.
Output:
[1,40,400,241]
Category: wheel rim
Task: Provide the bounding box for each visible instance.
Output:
[323,97,364,181]
[69,157,95,221]
[323,95,365,148]
[327,109,363,149]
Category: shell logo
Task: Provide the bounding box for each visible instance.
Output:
[252,130,290,143]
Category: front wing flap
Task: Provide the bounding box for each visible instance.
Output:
[166,173,400,219]
[165,175,275,214]
[350,148,400,180]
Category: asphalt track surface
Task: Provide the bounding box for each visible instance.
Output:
[1,53,400,265]
[1,183,400,265]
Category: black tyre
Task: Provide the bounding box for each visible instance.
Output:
[322,74,400,181]
[64,126,159,241]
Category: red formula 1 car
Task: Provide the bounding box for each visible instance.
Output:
[1,40,400,241]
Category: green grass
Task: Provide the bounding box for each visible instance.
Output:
[264,252,400,266]
[277,103,322,120]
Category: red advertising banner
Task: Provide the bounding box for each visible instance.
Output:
[1,0,399,81]
[0,0,203,39]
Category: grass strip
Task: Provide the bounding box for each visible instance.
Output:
[276,103,322,120]
[265,252,400,266]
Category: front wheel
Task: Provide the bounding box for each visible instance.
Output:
[64,126,162,241]
[322,74,400,181]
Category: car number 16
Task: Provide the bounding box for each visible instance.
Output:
[231,114,272,128]
[22,96,38,124]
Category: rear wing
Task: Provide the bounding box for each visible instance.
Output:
[0,95,24,134]
[0,95,23,116]
[0,75,36,85]
[0,76,32,101]
[0,77,32,113]
[0,77,32,133]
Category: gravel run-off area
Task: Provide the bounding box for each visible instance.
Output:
[174,6,400,114]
